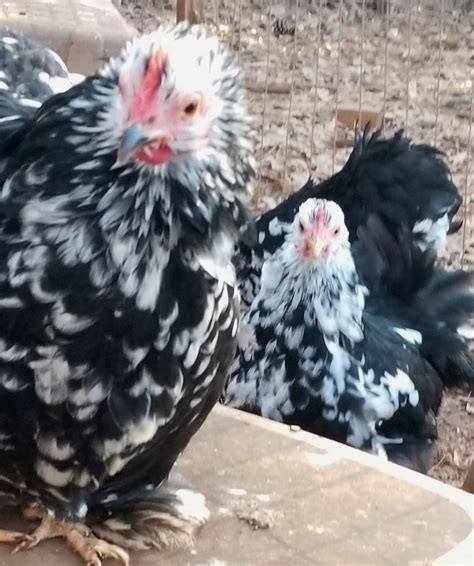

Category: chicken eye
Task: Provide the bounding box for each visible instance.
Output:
[333,227,340,236]
[298,220,305,232]
[184,100,199,116]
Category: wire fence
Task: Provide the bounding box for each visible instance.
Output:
[120,0,473,268]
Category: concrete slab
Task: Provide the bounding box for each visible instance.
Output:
[0,0,136,74]
[0,406,472,565]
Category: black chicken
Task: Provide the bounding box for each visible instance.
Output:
[0,23,254,565]
[0,28,83,104]
[224,198,473,473]
[235,129,462,306]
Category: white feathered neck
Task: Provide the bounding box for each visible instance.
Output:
[257,235,367,346]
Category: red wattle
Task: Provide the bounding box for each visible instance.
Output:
[136,145,173,165]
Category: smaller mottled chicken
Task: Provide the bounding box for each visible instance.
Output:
[235,129,462,306]
[224,198,474,472]
[0,29,83,104]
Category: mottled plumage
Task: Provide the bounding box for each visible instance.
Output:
[0,28,83,104]
[0,23,254,564]
[235,129,462,306]
[224,199,473,473]
[0,30,83,177]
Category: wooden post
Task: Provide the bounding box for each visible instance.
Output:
[376,0,387,14]
[177,0,204,24]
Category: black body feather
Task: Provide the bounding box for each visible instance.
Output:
[354,217,474,388]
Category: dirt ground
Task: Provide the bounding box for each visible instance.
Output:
[118,1,473,489]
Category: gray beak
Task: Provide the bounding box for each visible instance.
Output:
[116,123,149,165]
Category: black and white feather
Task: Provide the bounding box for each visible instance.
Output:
[0,29,83,105]
[235,129,462,307]
[224,198,473,473]
[0,22,255,558]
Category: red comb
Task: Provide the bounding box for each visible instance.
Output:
[315,204,325,233]
[130,50,166,121]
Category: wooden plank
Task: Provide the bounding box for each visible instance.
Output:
[336,106,383,131]
[0,0,136,75]
[176,0,204,24]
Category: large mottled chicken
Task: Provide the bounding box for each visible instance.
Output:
[224,198,473,473]
[0,23,254,565]
[235,129,462,306]
[0,28,83,104]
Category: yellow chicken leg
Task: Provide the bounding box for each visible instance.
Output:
[0,507,129,566]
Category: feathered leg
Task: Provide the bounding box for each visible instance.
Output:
[1,486,210,564]
[90,486,210,552]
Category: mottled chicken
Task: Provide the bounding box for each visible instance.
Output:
[235,129,462,306]
[0,23,254,565]
[224,199,473,473]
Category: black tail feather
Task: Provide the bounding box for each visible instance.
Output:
[0,91,34,148]
[356,215,474,390]
[385,438,436,474]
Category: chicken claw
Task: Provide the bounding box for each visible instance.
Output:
[0,507,130,566]
[0,529,30,544]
